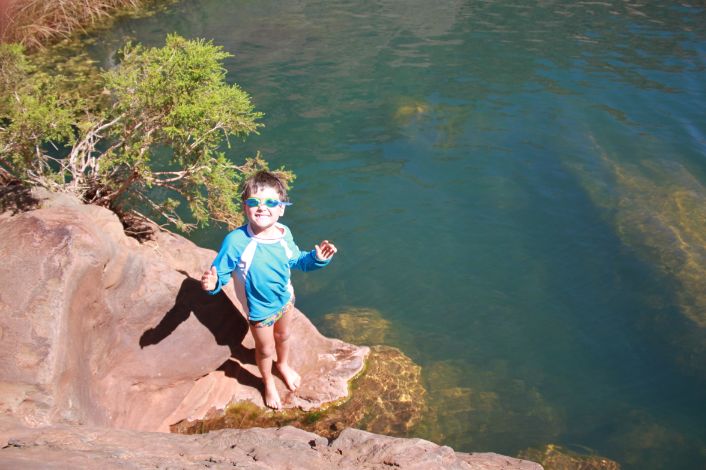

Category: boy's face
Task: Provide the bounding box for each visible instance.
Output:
[243,185,286,234]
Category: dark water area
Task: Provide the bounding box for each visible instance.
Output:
[87,1,706,468]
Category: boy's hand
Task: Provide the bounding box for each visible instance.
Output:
[201,266,217,291]
[315,240,338,261]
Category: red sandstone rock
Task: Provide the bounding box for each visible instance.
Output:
[331,428,542,470]
[0,415,542,469]
[0,190,367,432]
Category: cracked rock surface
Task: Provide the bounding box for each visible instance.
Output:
[0,415,541,470]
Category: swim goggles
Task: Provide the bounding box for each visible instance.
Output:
[244,197,292,208]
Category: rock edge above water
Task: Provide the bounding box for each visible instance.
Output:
[0,415,541,470]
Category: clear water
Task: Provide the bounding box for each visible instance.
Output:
[89,1,706,468]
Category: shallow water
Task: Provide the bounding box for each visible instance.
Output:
[89,1,706,467]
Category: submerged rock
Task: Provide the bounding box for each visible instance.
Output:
[416,360,563,452]
[567,146,706,377]
[173,344,426,439]
[319,307,394,346]
[519,444,620,470]
[334,344,426,436]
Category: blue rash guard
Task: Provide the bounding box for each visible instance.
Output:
[208,223,330,322]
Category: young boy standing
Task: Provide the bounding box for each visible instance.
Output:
[200,171,337,409]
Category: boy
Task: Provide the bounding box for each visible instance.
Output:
[200,171,337,409]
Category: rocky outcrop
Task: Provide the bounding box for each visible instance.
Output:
[0,415,541,469]
[0,189,542,469]
[0,189,366,432]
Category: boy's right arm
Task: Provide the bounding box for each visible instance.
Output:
[204,232,240,294]
[201,266,218,291]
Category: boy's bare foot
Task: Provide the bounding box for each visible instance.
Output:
[263,377,281,410]
[276,362,301,391]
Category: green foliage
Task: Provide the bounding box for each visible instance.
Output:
[0,44,31,96]
[1,44,78,182]
[0,35,289,232]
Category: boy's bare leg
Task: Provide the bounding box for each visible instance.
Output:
[274,307,301,391]
[249,324,281,409]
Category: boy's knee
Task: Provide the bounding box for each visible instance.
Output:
[274,330,290,343]
[257,343,276,359]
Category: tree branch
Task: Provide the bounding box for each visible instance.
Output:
[133,191,196,232]
[187,122,224,153]
[149,164,210,184]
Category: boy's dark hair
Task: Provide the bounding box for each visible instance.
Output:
[241,170,289,202]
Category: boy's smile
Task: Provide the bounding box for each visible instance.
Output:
[244,186,286,237]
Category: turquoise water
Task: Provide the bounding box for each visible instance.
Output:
[90,1,706,467]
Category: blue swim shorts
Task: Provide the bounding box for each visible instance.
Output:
[249,297,295,328]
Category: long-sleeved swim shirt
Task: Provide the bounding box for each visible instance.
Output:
[208,223,330,322]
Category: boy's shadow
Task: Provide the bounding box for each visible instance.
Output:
[139,273,262,390]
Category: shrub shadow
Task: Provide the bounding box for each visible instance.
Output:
[0,180,40,215]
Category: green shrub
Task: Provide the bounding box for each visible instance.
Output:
[0,35,289,232]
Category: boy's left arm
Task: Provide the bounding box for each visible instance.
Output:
[288,233,337,271]
[314,240,337,262]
